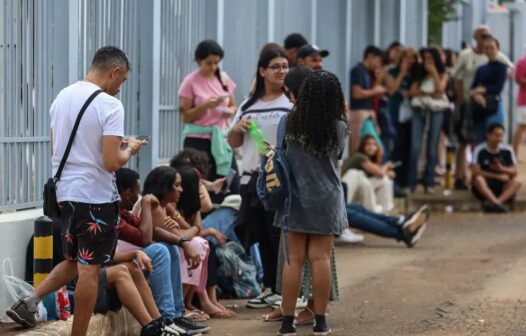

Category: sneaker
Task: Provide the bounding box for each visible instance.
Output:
[271,296,308,310]
[483,202,508,214]
[425,187,435,194]
[403,205,429,233]
[278,324,296,336]
[313,316,331,335]
[171,317,209,335]
[247,288,281,308]
[403,223,427,248]
[454,179,469,190]
[335,228,364,244]
[141,318,180,336]
[6,298,38,328]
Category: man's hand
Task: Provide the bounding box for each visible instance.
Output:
[490,159,504,173]
[123,137,147,156]
[134,250,153,272]
[142,194,160,210]
[182,242,201,269]
[473,94,486,107]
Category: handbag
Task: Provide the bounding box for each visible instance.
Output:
[398,99,413,123]
[43,90,102,218]
[411,78,450,112]
[471,94,500,118]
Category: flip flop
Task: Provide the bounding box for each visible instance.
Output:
[209,309,234,319]
[263,306,284,322]
[184,310,209,322]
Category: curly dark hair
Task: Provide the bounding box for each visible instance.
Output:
[286,70,347,156]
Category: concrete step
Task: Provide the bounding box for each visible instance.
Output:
[405,187,526,213]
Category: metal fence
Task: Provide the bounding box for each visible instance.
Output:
[0,0,429,212]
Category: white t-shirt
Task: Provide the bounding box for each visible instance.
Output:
[232,95,293,173]
[452,48,514,99]
[50,81,125,204]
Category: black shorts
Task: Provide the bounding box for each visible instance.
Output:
[472,178,505,200]
[59,201,119,265]
[94,267,122,314]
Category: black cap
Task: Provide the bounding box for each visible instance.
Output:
[284,33,308,49]
[297,44,329,59]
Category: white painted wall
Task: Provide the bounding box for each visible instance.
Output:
[0,209,42,279]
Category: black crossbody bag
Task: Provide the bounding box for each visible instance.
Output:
[43,90,102,218]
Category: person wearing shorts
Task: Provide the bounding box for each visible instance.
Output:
[512,51,526,158]
[5,46,146,335]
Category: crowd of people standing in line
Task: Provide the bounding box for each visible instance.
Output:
[5,23,526,336]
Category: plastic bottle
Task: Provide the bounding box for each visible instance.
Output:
[248,121,268,154]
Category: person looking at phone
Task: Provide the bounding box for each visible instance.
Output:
[342,135,396,212]
[179,40,238,196]
[471,123,521,213]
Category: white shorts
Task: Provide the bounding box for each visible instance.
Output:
[517,106,526,125]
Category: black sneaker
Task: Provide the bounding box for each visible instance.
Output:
[277,325,296,336]
[483,202,508,214]
[454,179,468,190]
[141,318,180,336]
[313,324,332,336]
[402,205,430,248]
[171,317,210,335]
[6,298,38,328]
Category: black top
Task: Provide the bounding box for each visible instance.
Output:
[472,142,516,172]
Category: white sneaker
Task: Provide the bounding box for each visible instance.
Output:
[335,228,364,244]
[247,288,282,308]
[271,296,308,309]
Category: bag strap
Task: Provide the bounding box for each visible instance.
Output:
[276,114,288,150]
[54,89,103,181]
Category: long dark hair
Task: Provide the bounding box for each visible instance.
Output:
[176,165,201,218]
[416,47,446,81]
[142,166,177,202]
[241,48,288,111]
[195,39,228,92]
[287,71,347,156]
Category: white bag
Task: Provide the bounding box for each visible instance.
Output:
[0,258,36,322]
[398,99,413,123]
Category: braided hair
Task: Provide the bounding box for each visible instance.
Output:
[286,71,347,156]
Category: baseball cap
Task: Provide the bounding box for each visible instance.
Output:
[284,33,308,49]
[297,44,329,59]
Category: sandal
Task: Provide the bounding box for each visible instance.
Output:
[295,306,315,325]
[209,309,234,319]
[184,310,209,322]
[263,306,284,322]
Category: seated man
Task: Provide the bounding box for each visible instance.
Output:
[472,123,522,213]
[7,251,179,336]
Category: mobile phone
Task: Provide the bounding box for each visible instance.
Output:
[218,95,228,102]
[136,135,151,143]
[392,161,403,168]
[221,169,237,193]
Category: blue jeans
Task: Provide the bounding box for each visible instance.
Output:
[143,243,184,320]
[409,109,445,189]
[346,204,404,240]
[475,100,505,144]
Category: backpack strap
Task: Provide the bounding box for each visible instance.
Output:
[54,89,103,181]
[276,114,288,150]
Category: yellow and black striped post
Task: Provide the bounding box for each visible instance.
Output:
[34,216,53,287]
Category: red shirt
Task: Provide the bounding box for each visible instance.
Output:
[118,209,145,247]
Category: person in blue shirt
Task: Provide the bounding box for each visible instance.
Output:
[470,37,509,144]
[348,45,386,154]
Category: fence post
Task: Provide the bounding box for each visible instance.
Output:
[34,216,53,287]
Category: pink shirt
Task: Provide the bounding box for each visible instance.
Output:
[179,70,236,138]
[516,56,526,106]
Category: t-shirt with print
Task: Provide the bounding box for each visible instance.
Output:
[232,95,293,173]
[472,142,516,173]
[515,55,526,106]
[452,48,513,100]
[50,81,124,204]
[178,70,236,139]
[349,62,373,110]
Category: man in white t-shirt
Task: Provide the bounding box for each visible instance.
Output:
[451,25,514,190]
[7,46,146,335]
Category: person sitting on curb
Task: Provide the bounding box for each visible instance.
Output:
[471,123,522,213]
[7,250,180,336]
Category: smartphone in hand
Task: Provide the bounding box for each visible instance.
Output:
[136,135,151,143]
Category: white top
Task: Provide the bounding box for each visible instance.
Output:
[452,48,513,99]
[50,81,125,204]
[232,95,293,173]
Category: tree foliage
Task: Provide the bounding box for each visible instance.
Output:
[428,0,461,45]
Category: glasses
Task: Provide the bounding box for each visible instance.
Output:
[268,64,289,72]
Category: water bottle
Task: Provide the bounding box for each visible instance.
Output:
[248,121,268,154]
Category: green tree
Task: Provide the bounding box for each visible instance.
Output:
[428,0,460,45]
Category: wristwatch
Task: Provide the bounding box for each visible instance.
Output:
[178,237,190,247]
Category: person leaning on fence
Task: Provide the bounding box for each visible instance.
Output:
[6,46,146,335]
[471,123,521,214]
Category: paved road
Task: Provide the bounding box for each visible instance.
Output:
[210,212,526,336]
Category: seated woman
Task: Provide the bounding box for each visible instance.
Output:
[342,135,395,212]
[167,165,235,319]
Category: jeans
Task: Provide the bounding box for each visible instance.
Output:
[409,109,445,189]
[143,243,184,320]
[475,100,505,144]
[346,204,404,241]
